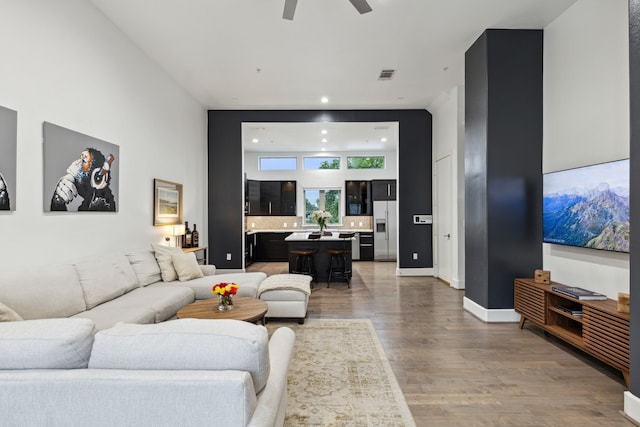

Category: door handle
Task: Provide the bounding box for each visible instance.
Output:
[443,234,451,239]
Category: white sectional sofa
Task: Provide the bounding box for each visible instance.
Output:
[0,245,267,330]
[0,245,297,427]
[0,317,295,427]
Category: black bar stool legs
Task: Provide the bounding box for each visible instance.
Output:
[326,232,354,288]
[291,249,317,285]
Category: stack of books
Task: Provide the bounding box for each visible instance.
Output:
[551,286,607,300]
[558,305,583,316]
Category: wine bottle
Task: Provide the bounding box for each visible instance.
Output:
[183,221,192,248]
[192,224,199,247]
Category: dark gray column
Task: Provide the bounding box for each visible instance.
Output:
[464,29,543,309]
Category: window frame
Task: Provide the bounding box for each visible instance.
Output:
[346,155,385,169]
[302,156,341,170]
[303,187,342,225]
[258,156,297,171]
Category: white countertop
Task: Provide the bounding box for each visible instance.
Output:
[247,229,373,235]
[284,232,357,241]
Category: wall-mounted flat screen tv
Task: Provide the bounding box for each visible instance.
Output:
[543,158,629,253]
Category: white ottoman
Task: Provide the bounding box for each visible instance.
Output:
[257,274,312,324]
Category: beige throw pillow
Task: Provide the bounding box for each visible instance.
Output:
[151,244,183,282]
[172,253,204,282]
[0,300,23,322]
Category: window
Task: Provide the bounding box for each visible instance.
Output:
[259,157,297,170]
[347,156,385,169]
[303,157,340,170]
[304,188,341,225]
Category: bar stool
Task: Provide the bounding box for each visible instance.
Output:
[290,233,320,285]
[326,232,355,288]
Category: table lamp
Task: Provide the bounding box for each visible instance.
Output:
[172,224,186,247]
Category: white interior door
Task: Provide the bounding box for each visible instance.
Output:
[435,156,453,283]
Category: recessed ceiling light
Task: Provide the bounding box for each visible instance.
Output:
[381,137,387,142]
[252,138,259,143]
[321,129,328,135]
[321,147,327,151]
[321,97,329,103]
[322,138,327,143]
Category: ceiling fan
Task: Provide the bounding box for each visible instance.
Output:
[283,0,373,20]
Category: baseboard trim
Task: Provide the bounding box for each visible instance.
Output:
[624,391,640,424]
[463,297,521,323]
[396,268,434,276]
[450,278,465,289]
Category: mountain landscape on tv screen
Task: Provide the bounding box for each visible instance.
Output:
[543,183,629,252]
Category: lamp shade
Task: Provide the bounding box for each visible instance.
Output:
[172,224,186,236]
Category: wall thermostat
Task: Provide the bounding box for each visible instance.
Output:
[413,214,432,224]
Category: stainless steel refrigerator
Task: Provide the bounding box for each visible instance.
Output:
[373,200,397,261]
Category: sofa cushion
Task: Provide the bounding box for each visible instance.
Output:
[109,286,195,323]
[0,318,96,369]
[125,249,162,286]
[0,264,87,319]
[0,301,22,322]
[71,306,157,331]
[151,244,183,282]
[74,253,140,309]
[89,319,271,392]
[172,253,204,282]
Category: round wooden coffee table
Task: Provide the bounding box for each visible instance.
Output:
[177,296,268,324]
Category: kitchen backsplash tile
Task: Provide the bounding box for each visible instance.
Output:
[246,216,372,231]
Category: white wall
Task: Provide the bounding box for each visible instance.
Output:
[543,0,629,298]
[431,86,465,289]
[244,149,397,218]
[0,0,207,268]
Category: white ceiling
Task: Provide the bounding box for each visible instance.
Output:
[89,0,578,111]
[242,121,398,152]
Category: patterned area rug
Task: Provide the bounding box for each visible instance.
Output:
[267,319,416,427]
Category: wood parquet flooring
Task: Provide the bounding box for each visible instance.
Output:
[247,261,635,426]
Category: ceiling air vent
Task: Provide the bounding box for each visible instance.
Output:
[378,69,396,81]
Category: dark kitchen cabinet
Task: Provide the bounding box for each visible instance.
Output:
[345,180,371,216]
[245,232,256,267]
[359,232,374,261]
[245,180,261,215]
[255,232,292,261]
[371,179,396,201]
[246,180,296,216]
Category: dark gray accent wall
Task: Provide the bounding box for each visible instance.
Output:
[628,0,640,394]
[207,110,432,270]
[464,29,543,309]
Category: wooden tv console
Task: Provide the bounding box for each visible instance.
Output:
[514,278,630,386]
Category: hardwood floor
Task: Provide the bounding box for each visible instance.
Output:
[247,261,635,426]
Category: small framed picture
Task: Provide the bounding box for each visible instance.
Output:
[153,178,182,226]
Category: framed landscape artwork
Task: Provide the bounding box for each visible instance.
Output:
[43,122,119,212]
[0,105,17,211]
[154,178,183,226]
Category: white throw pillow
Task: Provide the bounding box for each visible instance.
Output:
[0,301,22,322]
[126,249,162,286]
[151,244,183,282]
[172,253,205,282]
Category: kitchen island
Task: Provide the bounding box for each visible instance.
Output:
[285,232,354,283]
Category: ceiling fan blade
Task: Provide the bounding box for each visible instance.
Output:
[348,0,372,14]
[283,0,298,20]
